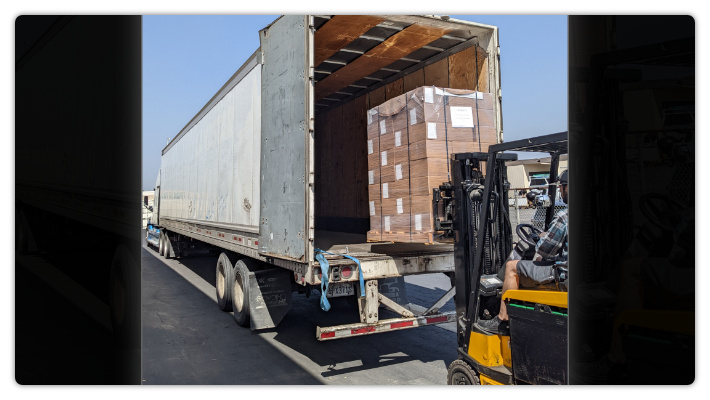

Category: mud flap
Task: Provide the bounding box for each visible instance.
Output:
[248,268,293,330]
[378,277,409,305]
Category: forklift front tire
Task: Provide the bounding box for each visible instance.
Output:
[447,359,480,385]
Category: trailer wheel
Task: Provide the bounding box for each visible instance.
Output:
[158,231,165,256]
[232,258,258,326]
[216,253,237,311]
[162,231,172,259]
[447,359,480,385]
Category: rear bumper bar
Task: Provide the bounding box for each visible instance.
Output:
[316,311,455,341]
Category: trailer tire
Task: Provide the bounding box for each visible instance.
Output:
[158,232,165,256]
[216,252,237,312]
[232,258,258,326]
[162,231,172,259]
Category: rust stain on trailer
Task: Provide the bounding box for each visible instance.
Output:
[422,258,432,269]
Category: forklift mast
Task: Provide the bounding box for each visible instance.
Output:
[448,151,516,348]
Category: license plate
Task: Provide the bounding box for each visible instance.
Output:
[326,283,354,298]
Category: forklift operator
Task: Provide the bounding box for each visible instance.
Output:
[477,170,569,334]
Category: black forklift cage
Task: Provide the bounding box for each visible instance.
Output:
[489,131,568,229]
[460,131,568,352]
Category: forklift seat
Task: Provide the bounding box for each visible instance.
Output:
[493,260,568,293]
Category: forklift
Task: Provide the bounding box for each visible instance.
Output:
[435,132,569,385]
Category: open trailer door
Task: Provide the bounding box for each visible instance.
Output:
[258,15,315,263]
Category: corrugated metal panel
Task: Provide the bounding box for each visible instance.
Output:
[159,65,262,230]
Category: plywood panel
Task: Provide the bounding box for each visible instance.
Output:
[316,94,370,221]
[314,15,385,67]
[315,24,451,101]
[350,95,369,219]
[403,68,425,92]
[385,78,404,100]
[447,45,488,91]
[448,45,476,90]
[328,106,344,217]
[476,45,489,93]
[368,86,386,108]
[424,57,449,88]
[315,109,331,218]
[340,100,359,218]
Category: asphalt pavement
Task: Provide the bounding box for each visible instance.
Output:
[141,239,458,385]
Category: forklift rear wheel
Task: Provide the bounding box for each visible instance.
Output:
[447,360,480,385]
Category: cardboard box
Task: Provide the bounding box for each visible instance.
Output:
[407,122,497,144]
[411,174,449,197]
[367,108,380,139]
[381,181,410,203]
[382,197,408,220]
[381,214,410,233]
[392,129,408,149]
[391,161,410,182]
[367,168,380,185]
[379,132,395,151]
[410,158,450,178]
[366,137,378,157]
[368,183,380,201]
[407,87,496,126]
[408,140,483,161]
[365,85,498,243]
[380,164,396,183]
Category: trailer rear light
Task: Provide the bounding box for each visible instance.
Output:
[390,321,414,329]
[341,266,353,279]
[351,327,375,335]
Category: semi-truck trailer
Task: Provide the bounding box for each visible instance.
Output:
[146,15,503,340]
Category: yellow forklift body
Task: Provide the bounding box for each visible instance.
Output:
[503,289,568,308]
[467,331,512,368]
[479,375,504,385]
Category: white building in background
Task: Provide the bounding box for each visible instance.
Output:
[506,154,568,190]
[142,190,155,228]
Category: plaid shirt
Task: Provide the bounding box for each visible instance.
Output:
[535,208,568,262]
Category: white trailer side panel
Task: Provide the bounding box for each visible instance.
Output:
[160,64,261,230]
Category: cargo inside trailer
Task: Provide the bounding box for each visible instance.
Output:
[310,15,497,250]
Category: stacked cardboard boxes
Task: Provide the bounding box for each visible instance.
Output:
[366,86,497,243]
